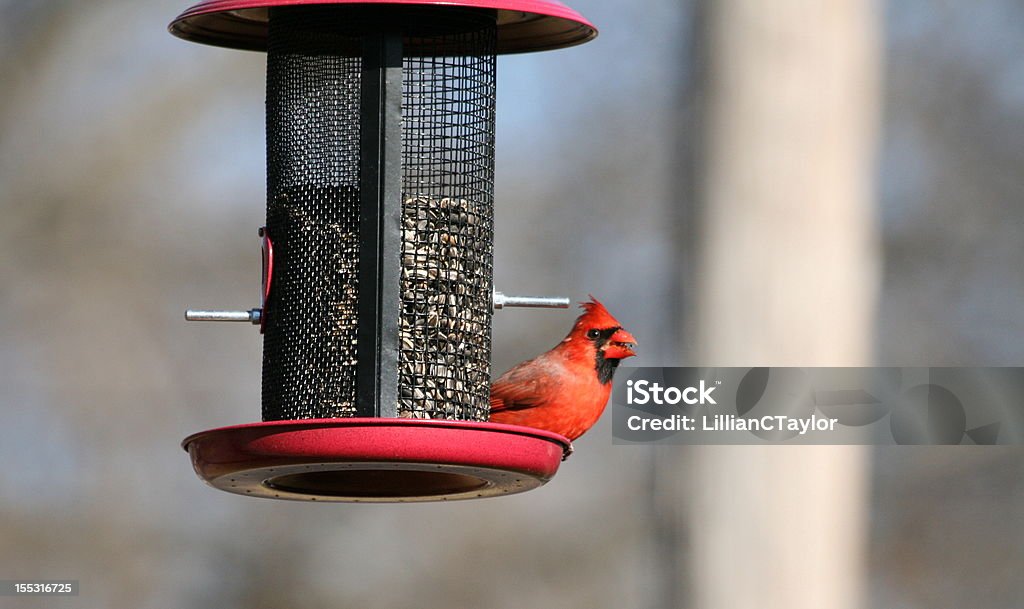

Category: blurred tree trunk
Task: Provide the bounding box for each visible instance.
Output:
[675,1,881,608]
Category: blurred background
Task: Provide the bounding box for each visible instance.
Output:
[1,0,1022,607]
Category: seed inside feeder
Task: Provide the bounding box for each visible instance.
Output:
[398,195,492,420]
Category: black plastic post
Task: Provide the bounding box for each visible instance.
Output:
[356,32,403,418]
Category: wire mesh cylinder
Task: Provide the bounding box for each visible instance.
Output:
[262,6,497,423]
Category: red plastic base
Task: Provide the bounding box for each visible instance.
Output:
[183,418,571,502]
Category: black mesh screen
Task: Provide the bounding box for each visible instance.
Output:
[399,27,496,421]
[263,8,362,420]
[261,6,496,422]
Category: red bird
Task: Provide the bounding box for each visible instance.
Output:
[489,297,637,440]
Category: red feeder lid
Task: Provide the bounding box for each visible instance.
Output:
[183,418,572,502]
[168,0,597,54]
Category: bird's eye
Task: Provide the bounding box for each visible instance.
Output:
[587,329,601,340]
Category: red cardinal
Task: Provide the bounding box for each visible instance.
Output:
[489,297,637,440]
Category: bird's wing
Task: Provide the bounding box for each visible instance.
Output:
[489,357,568,414]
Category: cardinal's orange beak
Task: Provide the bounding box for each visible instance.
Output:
[604,328,638,360]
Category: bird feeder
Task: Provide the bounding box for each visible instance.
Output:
[171,0,596,502]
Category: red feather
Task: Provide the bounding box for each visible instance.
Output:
[489,297,636,440]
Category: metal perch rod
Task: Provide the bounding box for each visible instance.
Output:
[185,309,262,323]
[493,291,570,310]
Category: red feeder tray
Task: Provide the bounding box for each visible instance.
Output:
[184,419,572,502]
[168,0,597,53]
